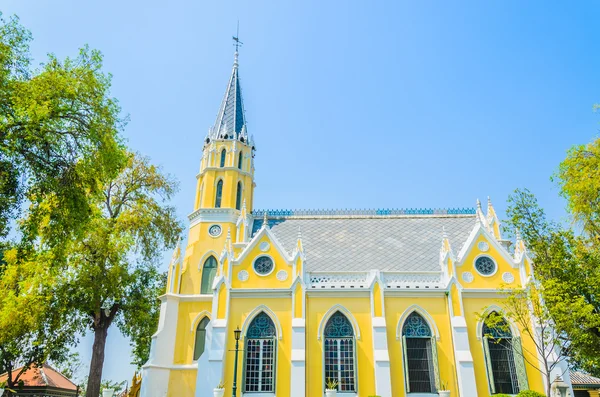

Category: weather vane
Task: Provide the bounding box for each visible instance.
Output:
[232,21,243,52]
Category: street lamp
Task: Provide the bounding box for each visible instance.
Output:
[232,327,242,397]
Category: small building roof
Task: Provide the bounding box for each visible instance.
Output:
[252,210,476,272]
[571,370,600,388]
[0,363,78,391]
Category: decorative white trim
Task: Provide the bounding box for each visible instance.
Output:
[252,254,276,277]
[308,272,372,289]
[240,304,283,340]
[198,250,220,275]
[237,270,249,282]
[382,272,444,289]
[317,304,361,341]
[190,311,212,332]
[502,272,515,283]
[395,304,441,340]
[461,271,474,283]
[473,254,498,277]
[259,241,270,252]
[476,305,521,340]
[276,270,288,281]
[478,241,490,252]
[188,208,240,228]
[456,223,518,267]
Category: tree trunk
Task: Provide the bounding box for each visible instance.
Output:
[86,324,109,397]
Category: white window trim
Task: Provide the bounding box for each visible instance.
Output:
[473,254,498,277]
[252,254,276,277]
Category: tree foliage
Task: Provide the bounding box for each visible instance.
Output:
[59,153,182,397]
[506,186,600,375]
[0,12,124,390]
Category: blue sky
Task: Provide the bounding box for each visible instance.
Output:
[3,0,600,386]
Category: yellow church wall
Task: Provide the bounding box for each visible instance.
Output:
[230,238,293,289]
[293,283,302,318]
[462,297,545,396]
[167,369,197,397]
[458,235,520,290]
[450,283,462,316]
[384,295,459,397]
[180,222,232,295]
[173,301,213,364]
[221,297,293,397]
[306,296,375,397]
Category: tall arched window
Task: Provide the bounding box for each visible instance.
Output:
[238,151,243,170]
[236,182,242,210]
[193,317,210,360]
[324,311,356,392]
[402,312,439,393]
[220,149,226,167]
[214,180,223,208]
[200,256,217,294]
[244,312,277,393]
[482,313,528,394]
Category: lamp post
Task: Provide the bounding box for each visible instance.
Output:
[232,327,242,397]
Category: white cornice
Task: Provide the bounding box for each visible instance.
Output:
[159,293,213,302]
[230,289,293,298]
[188,208,240,227]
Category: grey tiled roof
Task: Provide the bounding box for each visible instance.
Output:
[253,215,476,272]
[571,370,600,386]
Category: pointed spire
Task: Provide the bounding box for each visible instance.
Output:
[262,211,269,229]
[476,198,488,228]
[209,46,248,142]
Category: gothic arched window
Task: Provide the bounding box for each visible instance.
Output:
[220,149,226,168]
[482,312,528,394]
[244,313,277,392]
[236,182,242,210]
[193,317,209,360]
[402,312,439,393]
[324,311,356,392]
[215,180,223,208]
[238,151,243,170]
[200,256,217,294]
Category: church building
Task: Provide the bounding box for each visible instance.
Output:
[140,48,571,397]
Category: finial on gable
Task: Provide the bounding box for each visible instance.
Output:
[476,198,488,227]
[440,226,451,254]
[262,211,269,229]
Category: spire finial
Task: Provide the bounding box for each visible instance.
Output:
[262,211,269,228]
[232,21,243,68]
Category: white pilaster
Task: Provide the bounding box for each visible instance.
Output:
[141,295,180,397]
[451,316,477,397]
[196,319,227,397]
[290,318,306,397]
[372,317,392,397]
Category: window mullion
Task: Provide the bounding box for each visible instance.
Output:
[258,339,264,391]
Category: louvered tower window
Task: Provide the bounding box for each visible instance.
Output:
[193,317,209,360]
[324,312,356,392]
[200,256,217,294]
[220,149,227,167]
[482,313,528,394]
[238,151,243,170]
[402,312,439,393]
[236,182,242,210]
[244,313,277,393]
[215,180,223,208]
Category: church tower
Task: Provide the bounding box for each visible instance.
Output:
[167,49,256,296]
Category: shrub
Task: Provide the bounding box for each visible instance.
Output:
[517,391,546,397]
[494,394,512,397]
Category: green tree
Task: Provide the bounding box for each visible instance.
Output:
[124,271,168,368]
[61,153,182,397]
[0,13,125,244]
[505,188,600,375]
[0,13,124,391]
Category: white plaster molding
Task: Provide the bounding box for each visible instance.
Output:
[317,304,361,340]
[198,250,220,271]
[456,222,518,267]
[382,271,444,289]
[502,272,515,283]
[188,208,240,228]
[461,271,474,283]
[395,304,441,340]
[240,304,283,340]
[307,271,372,289]
[190,310,212,332]
[237,270,249,282]
[276,270,288,281]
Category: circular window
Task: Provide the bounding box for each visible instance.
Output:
[208,224,222,237]
[475,256,496,276]
[253,256,274,276]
